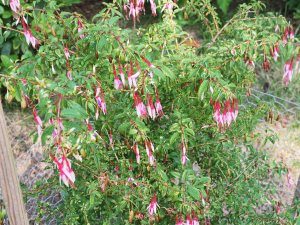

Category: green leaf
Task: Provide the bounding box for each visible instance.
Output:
[157,167,168,182]
[217,0,232,14]
[187,185,200,201]
[61,102,88,120]
[198,80,208,100]
[41,125,54,146]
[1,55,13,68]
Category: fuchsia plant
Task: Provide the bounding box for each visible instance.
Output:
[2,0,300,223]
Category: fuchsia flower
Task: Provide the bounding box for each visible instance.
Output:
[262,55,270,72]
[118,64,126,86]
[145,140,155,166]
[33,108,42,135]
[213,99,238,128]
[53,155,75,187]
[141,56,155,68]
[161,1,174,13]
[155,91,164,117]
[186,215,193,225]
[133,92,147,118]
[10,0,21,14]
[113,64,123,90]
[181,140,188,165]
[282,26,294,45]
[244,56,255,69]
[66,70,72,80]
[147,194,159,216]
[77,19,85,39]
[133,143,140,164]
[175,217,184,225]
[283,59,294,86]
[64,47,70,60]
[128,62,140,89]
[95,87,107,115]
[192,214,200,225]
[149,0,157,16]
[21,17,39,48]
[147,94,156,120]
[270,44,279,61]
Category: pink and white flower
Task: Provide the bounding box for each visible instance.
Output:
[113,64,123,90]
[33,108,42,135]
[95,87,107,115]
[10,0,21,14]
[270,44,279,61]
[145,140,155,166]
[133,143,140,164]
[53,155,76,187]
[21,17,39,48]
[283,59,294,86]
[175,217,184,225]
[119,64,126,86]
[147,194,159,216]
[155,91,164,117]
[149,0,157,16]
[77,19,85,39]
[64,47,70,60]
[133,92,147,118]
[147,94,156,120]
[66,70,72,80]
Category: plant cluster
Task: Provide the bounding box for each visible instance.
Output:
[0,0,299,224]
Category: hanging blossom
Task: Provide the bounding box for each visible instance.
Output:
[155,90,164,117]
[10,0,21,14]
[21,17,39,48]
[113,64,123,90]
[124,0,156,23]
[133,92,147,118]
[145,140,155,166]
[282,26,294,45]
[77,19,85,39]
[244,56,255,69]
[270,44,279,61]
[95,86,107,115]
[212,99,238,128]
[161,0,174,13]
[52,155,75,187]
[147,194,159,216]
[128,61,140,89]
[184,213,199,225]
[181,140,188,165]
[33,108,42,136]
[175,216,184,225]
[118,64,126,86]
[262,55,270,72]
[147,94,156,120]
[149,0,157,16]
[64,46,70,60]
[66,70,72,80]
[283,58,294,86]
[132,142,140,164]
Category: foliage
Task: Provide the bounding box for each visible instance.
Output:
[0,0,299,224]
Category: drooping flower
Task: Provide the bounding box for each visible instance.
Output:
[283,59,294,86]
[133,92,147,118]
[145,140,155,166]
[64,47,70,60]
[212,99,238,129]
[119,64,126,86]
[128,62,140,89]
[192,212,200,225]
[270,44,280,61]
[175,216,184,225]
[181,140,188,165]
[113,64,123,90]
[141,56,155,68]
[147,94,156,120]
[244,56,255,69]
[10,0,21,14]
[53,155,75,187]
[66,70,72,80]
[77,19,85,39]
[21,17,39,48]
[147,194,159,216]
[95,87,107,115]
[133,143,140,164]
[161,1,174,13]
[149,0,157,16]
[186,214,193,225]
[155,91,164,117]
[262,55,270,72]
[33,108,42,135]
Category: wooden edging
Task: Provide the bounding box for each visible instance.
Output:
[0,99,29,225]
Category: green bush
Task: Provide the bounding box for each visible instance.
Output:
[1,0,299,224]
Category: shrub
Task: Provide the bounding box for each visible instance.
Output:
[1,0,299,224]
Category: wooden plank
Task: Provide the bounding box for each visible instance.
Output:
[0,99,29,225]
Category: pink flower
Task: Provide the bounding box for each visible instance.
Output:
[192,213,199,225]
[133,143,140,164]
[53,155,75,187]
[262,55,270,72]
[66,70,72,80]
[213,99,238,128]
[33,108,42,135]
[10,0,21,14]
[283,59,294,86]
[155,91,164,117]
[119,64,126,86]
[161,1,174,13]
[113,64,123,90]
[145,140,155,166]
[21,17,39,48]
[147,94,156,120]
[175,217,184,225]
[64,47,70,60]
[133,92,147,118]
[147,194,159,216]
[77,19,85,39]
[186,214,193,225]
[95,87,107,115]
[128,62,140,89]
[149,0,157,16]
[270,45,279,61]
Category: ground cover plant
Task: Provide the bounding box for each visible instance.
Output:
[0,0,299,224]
